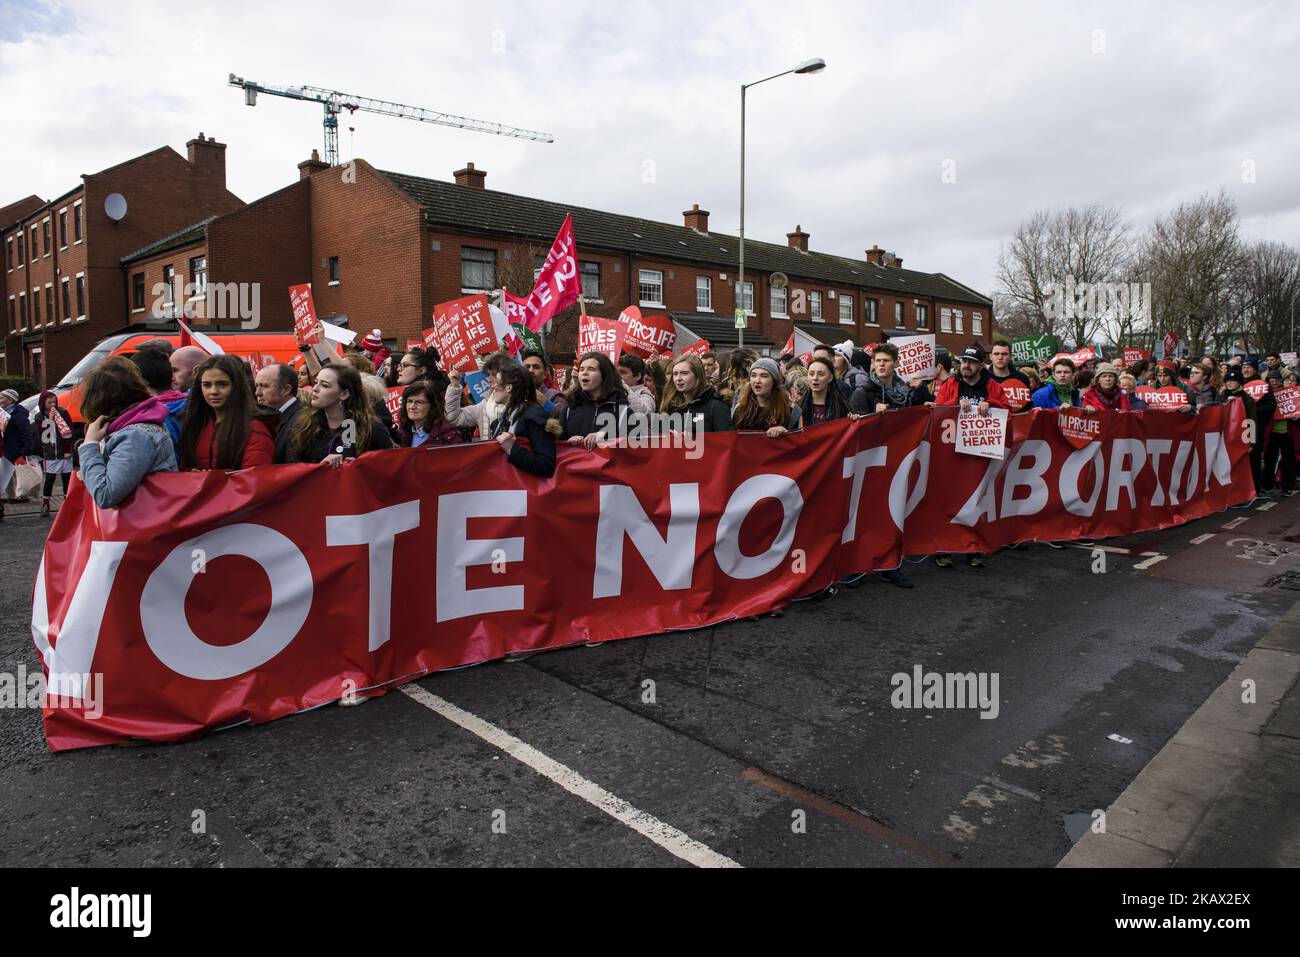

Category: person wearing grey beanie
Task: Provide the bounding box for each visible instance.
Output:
[732,357,802,436]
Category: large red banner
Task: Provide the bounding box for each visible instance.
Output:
[34,405,1251,751]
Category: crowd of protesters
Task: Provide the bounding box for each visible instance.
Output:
[4,336,1299,587]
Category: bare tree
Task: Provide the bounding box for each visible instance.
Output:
[1237,240,1300,353]
[996,205,1134,347]
[1134,191,1244,356]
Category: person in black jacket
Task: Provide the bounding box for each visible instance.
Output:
[799,356,851,425]
[1244,363,1275,495]
[661,354,732,431]
[0,388,33,521]
[850,342,920,415]
[560,351,630,449]
[489,362,556,477]
[286,364,394,466]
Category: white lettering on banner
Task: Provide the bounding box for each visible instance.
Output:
[841,448,888,543]
[41,541,127,699]
[1146,439,1173,506]
[715,475,803,579]
[1182,449,1201,503]
[593,484,700,598]
[1204,432,1233,491]
[1105,439,1146,511]
[436,491,527,623]
[326,501,422,651]
[141,525,312,680]
[953,457,1005,526]
[1001,440,1051,518]
[1060,443,1104,517]
[888,442,931,532]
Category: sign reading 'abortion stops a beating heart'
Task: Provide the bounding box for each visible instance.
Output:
[893,335,936,380]
[955,407,1009,460]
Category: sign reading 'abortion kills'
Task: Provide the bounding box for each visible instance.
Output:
[955,407,1009,460]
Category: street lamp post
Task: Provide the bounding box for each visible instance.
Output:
[738,58,825,350]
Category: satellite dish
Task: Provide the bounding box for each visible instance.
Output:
[771,272,788,289]
[105,193,128,221]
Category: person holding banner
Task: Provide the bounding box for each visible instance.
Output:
[617,355,658,414]
[661,354,733,432]
[179,355,276,471]
[1263,372,1296,496]
[989,340,1032,411]
[849,343,919,417]
[1031,358,1081,409]
[731,358,802,437]
[1185,364,1220,410]
[287,364,393,467]
[935,347,1009,412]
[396,382,462,449]
[32,390,77,517]
[1081,363,1132,412]
[799,357,851,425]
[560,352,630,449]
[486,363,556,477]
[75,358,179,508]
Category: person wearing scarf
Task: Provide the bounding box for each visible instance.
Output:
[849,342,918,415]
[77,358,178,508]
[33,390,78,517]
[1082,363,1132,412]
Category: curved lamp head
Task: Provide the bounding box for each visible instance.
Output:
[794,58,827,75]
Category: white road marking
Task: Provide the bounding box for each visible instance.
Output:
[1190,533,1216,545]
[1068,544,1130,554]
[1257,501,1277,512]
[1222,517,1249,530]
[1133,554,1168,570]
[399,684,741,868]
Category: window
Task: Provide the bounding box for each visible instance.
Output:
[132,273,146,311]
[162,265,175,311]
[42,219,50,256]
[940,308,952,332]
[696,276,712,310]
[30,226,38,262]
[7,297,14,333]
[18,293,27,329]
[5,237,11,271]
[58,210,68,248]
[580,261,600,300]
[32,287,40,325]
[917,305,929,329]
[75,273,85,319]
[328,255,342,286]
[839,294,854,324]
[16,232,24,266]
[771,285,788,317]
[972,311,983,336]
[734,281,754,314]
[894,302,904,327]
[639,269,663,306]
[955,309,965,334]
[810,291,823,321]
[61,278,71,322]
[460,247,495,290]
[190,256,207,299]
[45,285,53,326]
[865,298,879,325]
[73,202,82,242]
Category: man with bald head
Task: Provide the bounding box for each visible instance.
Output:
[170,346,209,393]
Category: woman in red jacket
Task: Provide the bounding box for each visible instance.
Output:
[179,354,275,470]
[1081,362,1132,411]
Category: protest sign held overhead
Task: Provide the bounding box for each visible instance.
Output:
[289,283,322,347]
[1123,347,1151,366]
[578,313,627,363]
[893,334,936,380]
[619,306,677,357]
[955,407,1009,460]
[502,213,579,333]
[1275,386,1300,419]
[431,294,494,374]
[1049,345,1100,367]
[1012,334,1057,365]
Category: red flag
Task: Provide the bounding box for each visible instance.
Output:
[502,214,580,333]
[176,315,224,355]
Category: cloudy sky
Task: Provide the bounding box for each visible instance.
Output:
[2,0,1296,295]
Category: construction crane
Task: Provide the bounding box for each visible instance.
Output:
[228,74,554,166]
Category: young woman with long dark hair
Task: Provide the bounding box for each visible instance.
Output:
[799,356,851,425]
[489,362,556,476]
[33,389,77,516]
[659,354,732,431]
[287,363,394,467]
[179,354,276,470]
[731,358,801,437]
[560,351,630,450]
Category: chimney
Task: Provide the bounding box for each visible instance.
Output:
[890,256,903,269]
[683,203,710,232]
[186,133,227,190]
[454,162,487,189]
[787,224,810,252]
[298,149,329,180]
[866,244,885,266]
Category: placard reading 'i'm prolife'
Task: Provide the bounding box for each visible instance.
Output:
[955,407,1009,460]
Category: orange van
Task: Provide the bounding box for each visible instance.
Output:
[23,331,302,423]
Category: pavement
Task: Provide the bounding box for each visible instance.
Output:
[3,491,1300,867]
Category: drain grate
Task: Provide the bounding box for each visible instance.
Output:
[1267,571,1300,590]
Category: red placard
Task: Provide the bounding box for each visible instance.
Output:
[289,284,321,347]
[431,295,494,374]
[1164,332,1179,356]
[680,338,711,358]
[619,306,677,357]
[1276,387,1300,419]
[1244,379,1269,400]
[35,405,1252,751]
[1049,345,1099,367]
[405,339,422,353]
[1136,386,1188,410]
[1123,348,1151,366]
[1056,408,1103,448]
[577,313,627,363]
[1000,380,1033,411]
[384,386,405,420]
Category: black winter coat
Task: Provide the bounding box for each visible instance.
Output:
[491,405,556,477]
[849,376,920,415]
[561,389,630,439]
[665,387,733,432]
